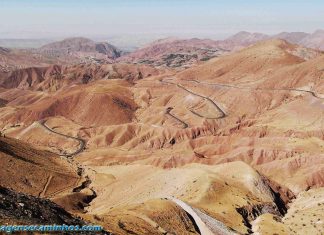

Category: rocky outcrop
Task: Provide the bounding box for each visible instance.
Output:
[0,186,110,234]
[236,202,282,231]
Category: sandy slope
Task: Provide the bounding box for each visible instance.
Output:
[0,136,80,197]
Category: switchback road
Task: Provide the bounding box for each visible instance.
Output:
[39,120,85,157]
[161,79,227,119]
[186,79,324,100]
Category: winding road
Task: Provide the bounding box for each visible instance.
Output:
[165,107,189,128]
[186,79,324,100]
[160,77,323,127]
[167,197,236,235]
[161,79,227,119]
[39,120,86,157]
[38,120,95,202]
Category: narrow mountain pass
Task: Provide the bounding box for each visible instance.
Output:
[160,79,227,119]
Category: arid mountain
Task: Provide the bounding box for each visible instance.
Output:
[176,39,324,193]
[119,38,228,69]
[0,39,323,234]
[0,63,164,91]
[224,30,324,51]
[300,29,324,51]
[0,80,138,127]
[178,39,322,82]
[0,38,125,74]
[222,31,270,50]
[39,37,123,60]
[118,29,324,70]
[0,47,55,73]
[272,32,309,44]
[221,30,324,52]
[1,30,322,74]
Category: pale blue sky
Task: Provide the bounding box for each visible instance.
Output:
[0,0,323,39]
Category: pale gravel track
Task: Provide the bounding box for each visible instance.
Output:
[39,175,53,197]
[168,197,238,235]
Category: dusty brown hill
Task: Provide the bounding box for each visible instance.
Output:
[91,199,201,235]
[169,40,324,192]
[0,63,164,91]
[0,80,138,126]
[0,136,80,197]
[178,39,308,83]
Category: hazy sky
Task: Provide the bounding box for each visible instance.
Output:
[0,0,323,39]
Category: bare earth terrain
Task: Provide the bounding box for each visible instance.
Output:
[0,34,323,234]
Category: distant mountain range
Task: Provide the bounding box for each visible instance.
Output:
[0,37,124,73]
[117,29,324,68]
[0,30,323,72]
[229,30,324,51]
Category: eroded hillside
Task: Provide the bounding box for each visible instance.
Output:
[0,39,323,234]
